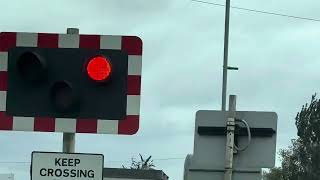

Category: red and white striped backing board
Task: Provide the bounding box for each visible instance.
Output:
[0,32,142,135]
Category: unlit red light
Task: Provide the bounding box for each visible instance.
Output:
[86,56,112,81]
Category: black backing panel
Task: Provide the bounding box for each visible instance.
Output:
[7,47,128,120]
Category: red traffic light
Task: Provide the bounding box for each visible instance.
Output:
[86,56,112,81]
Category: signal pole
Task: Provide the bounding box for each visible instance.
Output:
[62,28,79,153]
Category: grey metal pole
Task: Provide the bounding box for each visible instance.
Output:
[63,132,75,153]
[224,95,236,180]
[62,28,79,153]
[221,0,231,111]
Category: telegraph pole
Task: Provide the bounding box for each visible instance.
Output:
[221,0,231,111]
[222,1,236,180]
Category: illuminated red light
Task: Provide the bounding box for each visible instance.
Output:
[86,56,112,81]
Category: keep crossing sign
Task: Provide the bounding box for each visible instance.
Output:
[31,152,104,180]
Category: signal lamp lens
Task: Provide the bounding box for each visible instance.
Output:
[86,56,112,81]
[50,81,77,112]
[17,52,47,82]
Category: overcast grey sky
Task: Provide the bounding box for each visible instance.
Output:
[1,0,320,179]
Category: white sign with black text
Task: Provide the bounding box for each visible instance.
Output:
[31,152,104,180]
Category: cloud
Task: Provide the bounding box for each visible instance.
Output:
[1,0,320,179]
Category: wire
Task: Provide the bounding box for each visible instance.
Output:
[0,157,186,164]
[109,157,185,163]
[0,162,30,164]
[191,0,320,22]
[234,119,251,151]
[154,158,185,161]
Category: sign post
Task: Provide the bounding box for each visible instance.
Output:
[224,95,236,180]
[31,152,104,180]
[184,104,278,180]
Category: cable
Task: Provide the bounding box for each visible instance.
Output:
[234,118,251,151]
[191,0,320,22]
[153,158,185,161]
[109,157,185,163]
[0,157,186,164]
[0,162,30,164]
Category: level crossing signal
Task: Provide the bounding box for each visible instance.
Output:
[0,32,143,135]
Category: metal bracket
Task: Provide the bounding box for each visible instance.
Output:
[198,126,276,137]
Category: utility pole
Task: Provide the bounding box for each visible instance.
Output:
[221,1,237,179]
[221,0,231,111]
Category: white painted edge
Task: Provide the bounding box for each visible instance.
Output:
[58,34,80,48]
[13,117,34,131]
[16,32,38,47]
[127,95,141,115]
[97,120,119,134]
[55,118,77,133]
[0,52,8,71]
[100,35,122,50]
[0,91,6,111]
[128,55,142,75]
